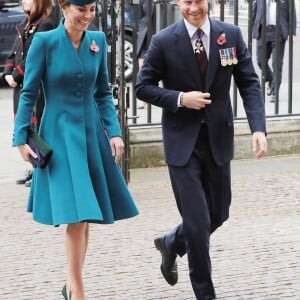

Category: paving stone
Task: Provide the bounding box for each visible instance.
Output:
[1,156,300,299]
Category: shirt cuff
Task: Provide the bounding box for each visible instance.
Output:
[178,92,184,107]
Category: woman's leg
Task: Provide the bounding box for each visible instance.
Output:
[65,222,89,299]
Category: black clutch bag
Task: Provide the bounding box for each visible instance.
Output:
[27,128,53,168]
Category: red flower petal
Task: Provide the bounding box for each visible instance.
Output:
[90,40,99,52]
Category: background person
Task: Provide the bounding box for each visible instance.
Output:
[3,0,55,187]
[136,0,156,109]
[252,0,297,102]
[12,0,139,299]
[136,0,267,298]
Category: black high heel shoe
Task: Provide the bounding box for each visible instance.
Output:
[62,284,72,300]
[62,284,67,300]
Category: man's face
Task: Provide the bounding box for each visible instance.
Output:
[176,0,209,27]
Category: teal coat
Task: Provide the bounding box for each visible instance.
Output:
[13,20,138,226]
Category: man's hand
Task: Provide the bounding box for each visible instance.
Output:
[252,131,267,159]
[181,91,211,110]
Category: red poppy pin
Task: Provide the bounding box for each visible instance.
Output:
[217,33,227,46]
[90,40,99,53]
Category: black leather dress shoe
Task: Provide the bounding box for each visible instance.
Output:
[16,170,32,184]
[154,237,178,285]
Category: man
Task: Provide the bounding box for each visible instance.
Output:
[252,0,297,102]
[136,0,156,109]
[135,0,267,299]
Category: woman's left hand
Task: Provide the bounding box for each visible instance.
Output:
[110,136,124,163]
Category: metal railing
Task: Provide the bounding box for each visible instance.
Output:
[104,0,299,127]
[99,0,299,178]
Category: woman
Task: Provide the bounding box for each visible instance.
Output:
[3,0,55,186]
[12,0,139,299]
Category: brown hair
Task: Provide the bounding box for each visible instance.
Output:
[28,0,53,23]
[58,0,70,8]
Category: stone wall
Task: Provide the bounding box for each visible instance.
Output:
[129,117,300,168]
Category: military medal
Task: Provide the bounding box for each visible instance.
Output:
[219,49,227,66]
[195,40,202,54]
[226,48,232,65]
[221,57,227,66]
[231,47,238,64]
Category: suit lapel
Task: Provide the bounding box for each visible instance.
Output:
[174,19,225,91]
[174,20,205,89]
[206,20,223,91]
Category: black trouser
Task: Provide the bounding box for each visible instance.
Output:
[165,125,231,300]
[256,27,286,96]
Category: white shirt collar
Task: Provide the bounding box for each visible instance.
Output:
[184,16,210,39]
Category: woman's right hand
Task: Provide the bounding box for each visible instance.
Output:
[17,144,38,162]
[4,75,18,88]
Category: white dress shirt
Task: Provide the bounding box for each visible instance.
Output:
[184,17,211,58]
[178,17,211,107]
[267,0,277,25]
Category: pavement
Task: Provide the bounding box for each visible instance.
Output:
[1,90,300,299]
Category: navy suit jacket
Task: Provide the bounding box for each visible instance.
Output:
[136,18,266,167]
[252,0,297,40]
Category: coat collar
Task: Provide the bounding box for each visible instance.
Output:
[58,18,89,55]
[56,19,101,67]
[16,13,48,34]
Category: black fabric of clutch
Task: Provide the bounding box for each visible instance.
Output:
[27,128,53,168]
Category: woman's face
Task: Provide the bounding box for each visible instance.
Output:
[22,0,34,14]
[63,3,96,32]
